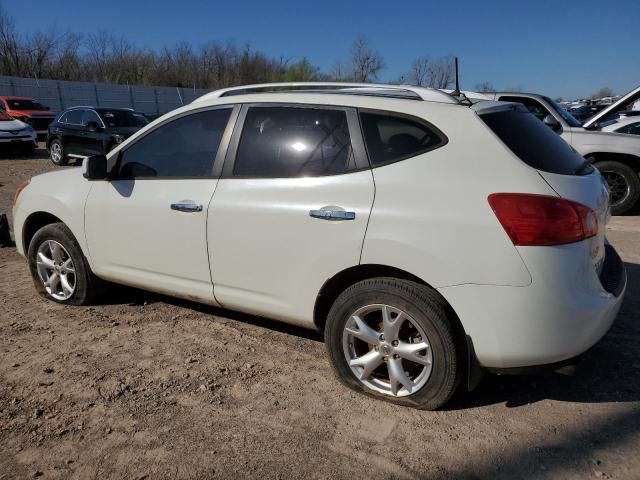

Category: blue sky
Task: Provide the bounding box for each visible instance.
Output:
[4,0,639,99]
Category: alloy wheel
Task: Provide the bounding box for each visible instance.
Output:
[342,304,433,397]
[602,170,631,207]
[50,143,62,163]
[36,240,76,301]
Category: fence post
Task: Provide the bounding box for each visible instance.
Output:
[9,78,15,96]
[128,84,135,109]
[94,83,100,107]
[154,87,160,114]
[56,81,64,110]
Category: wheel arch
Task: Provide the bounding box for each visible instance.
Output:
[586,152,640,172]
[22,212,64,254]
[313,264,466,338]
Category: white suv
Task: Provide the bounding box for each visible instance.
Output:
[12,83,627,409]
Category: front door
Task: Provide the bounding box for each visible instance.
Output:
[85,106,236,303]
[208,104,375,326]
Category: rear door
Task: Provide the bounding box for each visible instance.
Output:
[60,109,85,154]
[80,109,105,155]
[207,104,374,326]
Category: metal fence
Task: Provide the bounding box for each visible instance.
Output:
[0,75,209,115]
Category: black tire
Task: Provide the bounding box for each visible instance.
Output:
[49,138,68,166]
[325,277,462,410]
[594,160,640,215]
[27,222,104,305]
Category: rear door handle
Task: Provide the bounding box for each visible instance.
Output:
[171,201,203,213]
[309,208,356,221]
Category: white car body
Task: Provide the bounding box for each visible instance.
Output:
[12,83,626,376]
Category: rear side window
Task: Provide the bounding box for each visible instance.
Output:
[480,105,589,175]
[116,108,231,178]
[617,122,640,135]
[360,112,445,166]
[234,106,355,177]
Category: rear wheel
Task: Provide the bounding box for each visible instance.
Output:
[594,160,640,215]
[27,223,104,305]
[325,278,462,410]
[49,139,68,166]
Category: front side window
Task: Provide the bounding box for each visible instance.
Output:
[82,110,102,127]
[99,110,148,128]
[360,112,446,166]
[233,106,355,177]
[7,99,47,110]
[116,108,232,178]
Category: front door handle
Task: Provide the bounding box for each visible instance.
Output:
[309,208,356,221]
[171,201,203,213]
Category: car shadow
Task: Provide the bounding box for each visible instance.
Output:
[0,145,49,160]
[97,262,640,407]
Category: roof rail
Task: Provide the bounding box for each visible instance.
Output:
[193,82,460,104]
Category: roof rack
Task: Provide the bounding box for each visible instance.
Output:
[193,82,460,104]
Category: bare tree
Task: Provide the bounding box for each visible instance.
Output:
[400,55,455,88]
[405,56,431,87]
[474,81,495,93]
[350,35,384,82]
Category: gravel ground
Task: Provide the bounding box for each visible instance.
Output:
[1,147,639,479]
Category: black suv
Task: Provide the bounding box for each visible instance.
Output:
[47,107,149,165]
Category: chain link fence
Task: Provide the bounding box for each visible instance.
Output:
[0,75,209,115]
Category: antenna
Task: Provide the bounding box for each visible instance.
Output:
[451,57,460,96]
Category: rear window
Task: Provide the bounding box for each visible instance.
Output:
[480,105,590,175]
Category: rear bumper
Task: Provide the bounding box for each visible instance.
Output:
[439,243,626,369]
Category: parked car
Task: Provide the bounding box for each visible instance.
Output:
[601,116,640,136]
[13,82,626,410]
[569,104,608,122]
[478,88,640,215]
[0,107,38,154]
[47,106,149,166]
[0,96,55,140]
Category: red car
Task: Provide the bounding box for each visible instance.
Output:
[0,96,56,140]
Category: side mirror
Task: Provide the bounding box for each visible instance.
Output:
[86,121,101,132]
[82,155,108,180]
[543,114,561,132]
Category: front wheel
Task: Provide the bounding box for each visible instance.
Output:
[325,278,462,410]
[27,223,104,305]
[594,160,640,215]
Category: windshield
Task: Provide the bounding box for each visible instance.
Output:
[0,110,13,121]
[7,99,47,111]
[98,110,149,128]
[543,96,583,127]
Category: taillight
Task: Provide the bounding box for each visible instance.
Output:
[488,193,598,246]
[13,178,30,205]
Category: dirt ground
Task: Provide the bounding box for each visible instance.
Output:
[1,147,639,480]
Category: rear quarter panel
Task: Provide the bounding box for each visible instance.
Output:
[361,103,557,288]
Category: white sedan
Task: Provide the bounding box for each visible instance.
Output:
[601,116,640,135]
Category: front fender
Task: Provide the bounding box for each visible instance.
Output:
[13,168,93,263]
